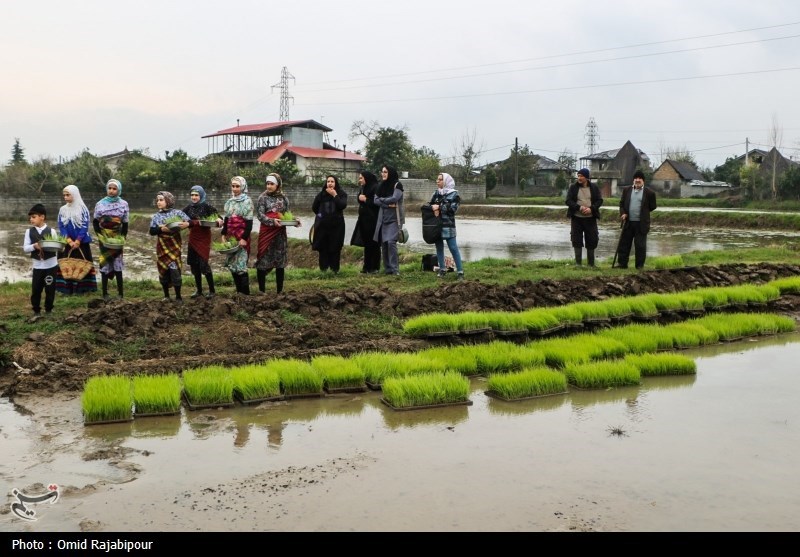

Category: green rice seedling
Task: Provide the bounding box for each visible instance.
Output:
[416,347,479,376]
[43,230,70,244]
[571,301,610,321]
[212,238,240,251]
[597,324,663,354]
[658,323,703,349]
[755,283,781,303]
[279,210,294,220]
[484,311,530,333]
[162,215,184,226]
[667,322,720,345]
[602,297,634,319]
[533,337,593,368]
[486,367,568,400]
[230,364,281,400]
[181,365,234,405]
[724,285,768,305]
[311,354,365,390]
[650,255,684,269]
[769,276,800,295]
[468,341,528,374]
[455,311,491,332]
[395,352,448,376]
[548,305,584,328]
[642,293,683,313]
[132,374,182,415]
[623,353,697,376]
[518,308,561,333]
[97,230,125,247]
[625,296,660,319]
[727,312,796,335]
[382,372,471,408]
[691,314,753,340]
[563,359,640,389]
[693,286,730,309]
[403,313,460,337]
[673,292,705,312]
[264,358,322,396]
[82,375,133,423]
[350,351,400,384]
[203,213,222,222]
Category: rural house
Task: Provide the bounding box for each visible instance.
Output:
[579,140,650,197]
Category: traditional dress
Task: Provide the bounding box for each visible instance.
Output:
[149,192,190,290]
[93,179,130,274]
[256,189,290,270]
[222,177,254,275]
[56,184,98,294]
[182,185,220,276]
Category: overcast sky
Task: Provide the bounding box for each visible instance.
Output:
[2,0,798,171]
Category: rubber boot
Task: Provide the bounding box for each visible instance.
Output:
[240,273,250,295]
[161,282,171,300]
[276,268,284,294]
[574,247,583,265]
[191,272,203,298]
[587,249,595,267]
[257,269,267,293]
[174,285,183,303]
[205,273,215,298]
[115,271,124,298]
[101,273,110,300]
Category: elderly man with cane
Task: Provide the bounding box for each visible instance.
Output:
[617,170,657,269]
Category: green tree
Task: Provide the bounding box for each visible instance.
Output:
[410,146,441,180]
[61,150,111,192]
[196,155,240,192]
[160,149,200,190]
[739,162,765,200]
[777,164,800,200]
[484,166,497,191]
[713,156,743,186]
[10,138,25,165]
[117,152,161,192]
[267,158,301,184]
[364,126,415,174]
[28,157,61,195]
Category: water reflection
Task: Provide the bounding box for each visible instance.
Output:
[131,414,182,439]
[485,392,568,416]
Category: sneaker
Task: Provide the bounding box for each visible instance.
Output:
[161,297,171,302]
[175,298,184,304]
[102,294,111,301]
[457,272,465,281]
[205,292,215,299]
[437,270,446,278]
[28,313,41,324]
[190,291,203,299]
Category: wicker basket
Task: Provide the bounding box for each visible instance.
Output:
[59,248,94,280]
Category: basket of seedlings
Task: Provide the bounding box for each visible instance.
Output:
[213,238,241,255]
[97,231,125,249]
[484,367,569,402]
[132,374,182,417]
[230,364,283,405]
[278,211,298,226]
[181,365,235,410]
[199,213,222,227]
[40,231,69,252]
[163,215,185,231]
[81,375,133,426]
[380,371,473,411]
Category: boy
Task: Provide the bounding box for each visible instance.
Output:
[23,203,59,321]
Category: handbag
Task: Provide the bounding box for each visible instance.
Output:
[394,188,409,244]
[58,246,94,280]
[350,222,365,247]
[421,204,442,244]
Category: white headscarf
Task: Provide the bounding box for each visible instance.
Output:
[60,184,89,227]
[439,173,456,195]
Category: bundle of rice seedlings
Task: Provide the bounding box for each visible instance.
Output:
[311,355,365,390]
[350,351,401,385]
[132,374,181,415]
[485,311,529,333]
[650,255,684,269]
[572,301,610,322]
[643,293,683,313]
[82,375,132,423]
[755,284,781,303]
[97,230,125,247]
[486,367,568,400]
[382,372,471,409]
[563,360,640,389]
[533,337,593,368]
[519,308,562,334]
[769,276,800,294]
[673,292,705,312]
[625,296,660,319]
[455,311,491,332]
[278,210,294,220]
[182,365,234,405]
[230,364,281,401]
[548,305,584,328]
[603,298,634,319]
[724,285,767,306]
[597,324,662,354]
[212,238,240,251]
[667,322,720,345]
[264,358,322,396]
[658,324,703,349]
[692,314,752,340]
[693,287,730,309]
[468,340,544,374]
[403,313,459,337]
[44,230,69,244]
[416,347,479,376]
[624,353,697,376]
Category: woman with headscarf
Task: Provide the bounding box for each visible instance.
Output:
[221,176,254,294]
[56,184,98,295]
[92,178,130,300]
[149,191,190,302]
[311,175,348,273]
[182,185,222,299]
[256,172,300,294]
[373,165,404,276]
[354,170,381,273]
[430,172,464,280]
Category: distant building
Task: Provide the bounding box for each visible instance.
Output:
[202,119,366,183]
[579,140,651,197]
[101,147,159,173]
[650,159,720,198]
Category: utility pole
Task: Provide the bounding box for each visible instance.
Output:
[514,137,519,197]
[585,117,598,155]
[271,66,296,121]
[745,137,749,164]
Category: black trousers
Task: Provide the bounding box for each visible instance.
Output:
[319,250,342,272]
[363,240,381,272]
[570,217,599,250]
[617,221,648,269]
[31,266,57,313]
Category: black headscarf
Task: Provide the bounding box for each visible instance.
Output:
[360,170,378,188]
[377,165,402,197]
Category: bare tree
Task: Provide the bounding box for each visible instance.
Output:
[348,119,381,150]
[768,113,784,200]
[451,127,485,184]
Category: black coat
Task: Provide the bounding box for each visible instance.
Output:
[566,181,603,219]
[311,185,348,252]
[619,186,657,234]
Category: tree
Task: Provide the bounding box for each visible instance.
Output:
[267,158,301,184]
[160,149,200,190]
[61,150,111,191]
[767,114,783,200]
[484,166,497,191]
[364,126,415,174]
[777,164,800,200]
[348,119,380,150]
[10,138,25,165]
[713,156,743,186]
[739,162,765,200]
[451,127,485,184]
[410,146,441,180]
[117,152,161,191]
[658,143,697,168]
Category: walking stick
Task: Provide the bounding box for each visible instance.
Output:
[611,219,628,269]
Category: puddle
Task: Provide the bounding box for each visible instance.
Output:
[2,332,800,532]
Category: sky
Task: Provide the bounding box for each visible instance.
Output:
[2,0,799,171]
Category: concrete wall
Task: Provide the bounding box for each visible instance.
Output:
[0,180,486,220]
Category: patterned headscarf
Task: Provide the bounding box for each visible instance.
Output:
[157,191,175,209]
[100,179,122,204]
[60,184,89,227]
[231,176,249,201]
[265,173,283,195]
[190,185,207,204]
[439,173,456,195]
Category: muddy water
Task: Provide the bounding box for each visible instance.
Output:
[2,333,799,532]
[2,218,798,283]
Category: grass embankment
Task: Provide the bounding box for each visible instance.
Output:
[479,196,800,211]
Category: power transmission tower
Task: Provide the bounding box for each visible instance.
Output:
[271,66,296,121]
[585,117,599,155]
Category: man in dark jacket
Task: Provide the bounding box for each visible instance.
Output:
[565,167,603,266]
[617,169,657,269]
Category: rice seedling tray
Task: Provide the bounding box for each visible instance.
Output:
[40,240,66,251]
[181,391,235,411]
[679,309,705,317]
[459,327,492,336]
[528,324,564,337]
[424,331,457,338]
[633,315,658,322]
[748,302,768,309]
[484,389,568,402]
[282,392,324,400]
[493,328,528,337]
[609,313,633,322]
[134,409,181,418]
[233,392,284,405]
[719,336,744,343]
[324,385,368,394]
[280,220,299,227]
[365,381,382,391]
[380,398,473,411]
[582,317,610,324]
[83,415,133,427]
